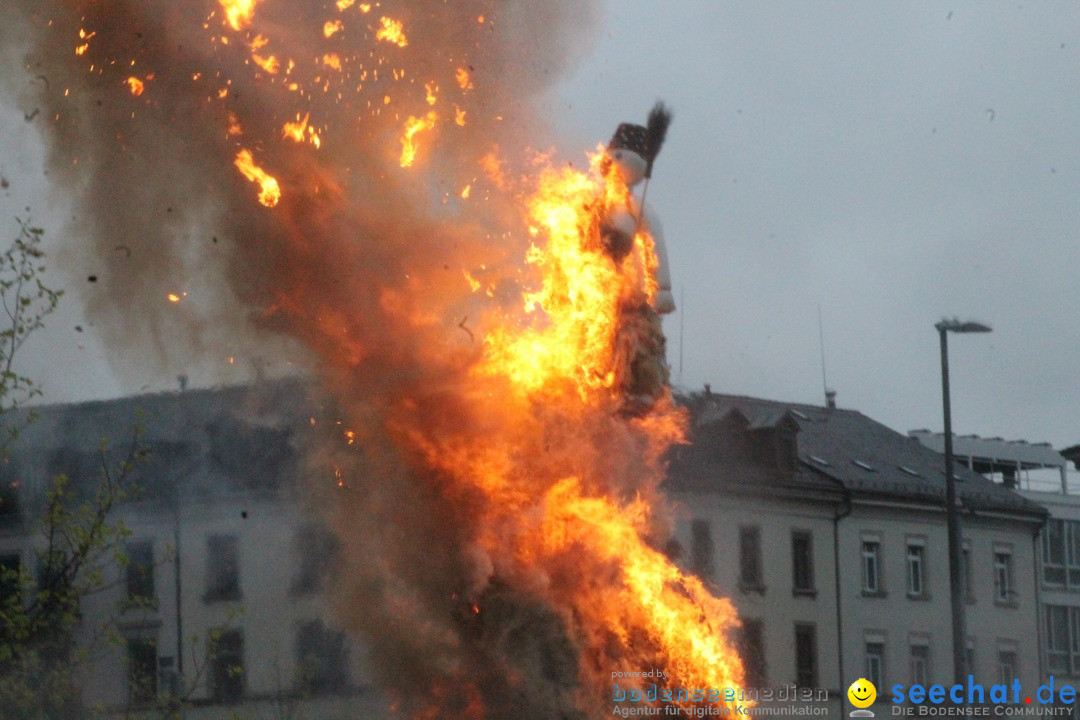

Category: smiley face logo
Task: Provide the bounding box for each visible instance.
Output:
[847,678,877,708]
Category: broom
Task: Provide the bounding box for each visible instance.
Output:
[635,100,673,226]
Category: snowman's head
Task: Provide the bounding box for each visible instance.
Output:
[605,123,648,187]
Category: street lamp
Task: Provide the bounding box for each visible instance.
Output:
[936,318,992,685]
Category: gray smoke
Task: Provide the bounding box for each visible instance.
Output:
[0,2,716,718]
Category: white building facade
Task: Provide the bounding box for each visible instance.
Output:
[668,393,1046,716]
[0,381,386,719]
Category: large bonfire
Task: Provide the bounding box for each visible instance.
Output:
[3,0,745,716]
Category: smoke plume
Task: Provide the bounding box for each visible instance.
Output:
[1,1,744,718]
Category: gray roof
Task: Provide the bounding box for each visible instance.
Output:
[672,392,1046,518]
[908,430,1066,471]
[1,379,325,507]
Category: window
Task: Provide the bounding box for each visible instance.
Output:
[290,523,340,597]
[776,427,797,472]
[738,619,767,687]
[127,638,158,706]
[295,619,348,695]
[0,553,20,609]
[910,644,929,686]
[962,545,974,601]
[0,478,18,518]
[862,540,882,594]
[1044,519,1066,585]
[209,629,245,702]
[126,540,154,604]
[865,642,884,689]
[739,526,763,589]
[907,544,926,597]
[691,520,715,580]
[1045,605,1080,674]
[993,551,1014,604]
[997,649,1017,685]
[792,531,814,594]
[1042,519,1080,588]
[205,534,240,602]
[794,624,817,687]
[1069,521,1080,587]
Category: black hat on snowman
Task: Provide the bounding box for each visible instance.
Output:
[606,123,649,184]
[605,102,672,184]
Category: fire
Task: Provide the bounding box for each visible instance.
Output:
[282,113,320,148]
[375,16,408,47]
[220,0,261,31]
[455,66,474,91]
[399,111,437,167]
[31,3,751,716]
[251,53,279,74]
[233,149,281,207]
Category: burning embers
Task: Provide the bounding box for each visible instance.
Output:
[15,0,747,716]
[233,149,280,207]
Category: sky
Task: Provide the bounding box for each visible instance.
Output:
[1,1,1078,449]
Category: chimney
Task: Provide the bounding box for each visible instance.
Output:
[177,374,188,392]
[704,383,711,396]
[825,389,836,409]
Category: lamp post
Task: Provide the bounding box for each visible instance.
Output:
[936,318,992,685]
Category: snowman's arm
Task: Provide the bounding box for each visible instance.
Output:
[644,208,676,314]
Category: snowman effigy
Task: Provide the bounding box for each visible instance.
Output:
[596,102,676,412]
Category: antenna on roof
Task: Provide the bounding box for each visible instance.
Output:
[818,305,833,407]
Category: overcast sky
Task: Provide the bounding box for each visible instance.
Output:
[548,2,1080,450]
[2,2,1078,450]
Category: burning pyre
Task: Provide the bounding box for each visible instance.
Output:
[2,0,745,717]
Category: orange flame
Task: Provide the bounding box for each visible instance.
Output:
[455,66,474,91]
[233,149,281,207]
[412,154,748,712]
[67,4,750,713]
[375,17,408,47]
[282,113,321,148]
[220,0,261,31]
[399,111,437,167]
[252,53,279,74]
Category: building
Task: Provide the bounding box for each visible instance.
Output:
[666,391,1047,715]
[0,379,386,719]
[0,381,1054,717]
[912,432,1080,692]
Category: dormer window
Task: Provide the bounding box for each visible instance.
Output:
[776,424,798,472]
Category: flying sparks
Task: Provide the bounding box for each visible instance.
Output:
[233,149,281,207]
[399,111,437,167]
[375,16,408,47]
